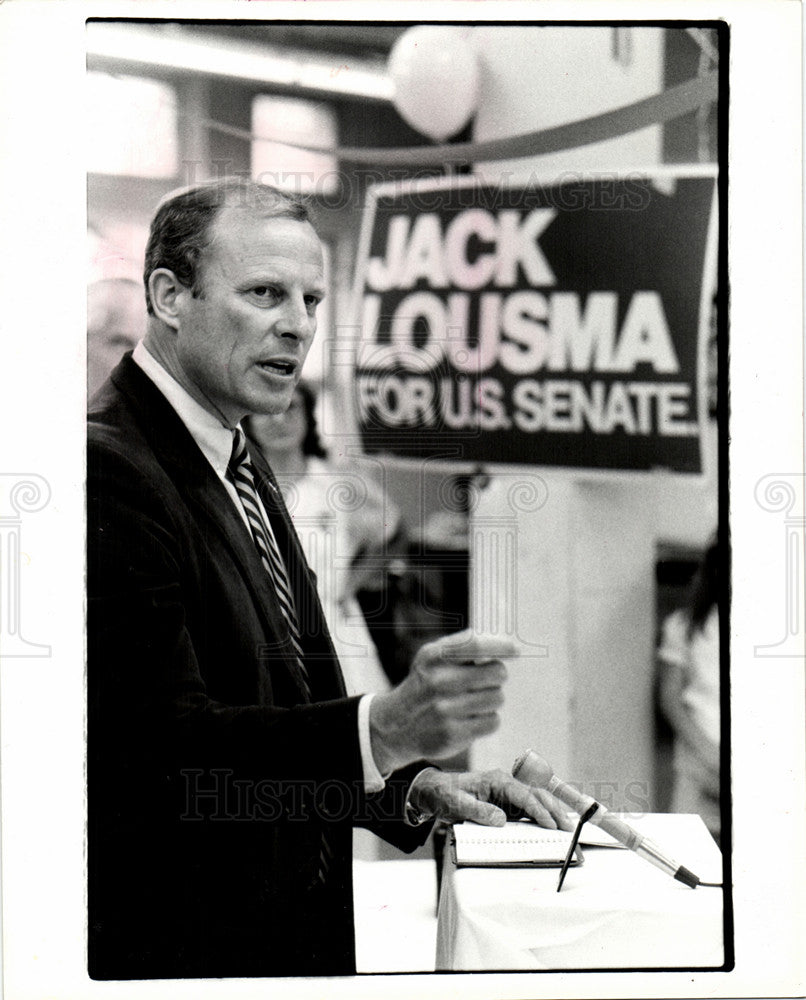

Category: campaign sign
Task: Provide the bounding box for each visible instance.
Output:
[352,172,717,473]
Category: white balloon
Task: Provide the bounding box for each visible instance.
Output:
[388,26,480,142]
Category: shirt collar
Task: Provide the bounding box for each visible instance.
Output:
[132,341,235,478]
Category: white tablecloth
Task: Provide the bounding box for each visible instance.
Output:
[436,813,724,970]
[353,859,438,972]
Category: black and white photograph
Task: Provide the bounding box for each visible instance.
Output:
[0,4,803,1000]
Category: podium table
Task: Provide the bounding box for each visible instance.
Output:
[436,813,725,971]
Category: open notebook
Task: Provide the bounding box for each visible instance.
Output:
[452,820,585,869]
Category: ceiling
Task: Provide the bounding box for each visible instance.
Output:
[181,23,410,61]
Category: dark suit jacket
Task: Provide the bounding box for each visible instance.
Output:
[87,355,431,980]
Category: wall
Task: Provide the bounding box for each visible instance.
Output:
[466,27,719,809]
[473,25,664,181]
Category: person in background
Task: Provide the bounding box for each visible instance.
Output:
[657,537,721,842]
[245,382,397,699]
[87,277,147,398]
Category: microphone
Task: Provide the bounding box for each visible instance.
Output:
[512,749,706,888]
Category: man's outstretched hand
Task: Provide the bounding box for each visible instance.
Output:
[407,767,575,830]
[369,630,518,775]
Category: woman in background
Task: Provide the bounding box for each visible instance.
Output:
[245,383,398,699]
[657,538,721,842]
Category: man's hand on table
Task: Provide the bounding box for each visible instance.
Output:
[407,767,575,830]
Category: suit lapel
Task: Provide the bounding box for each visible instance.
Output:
[106,355,314,702]
[184,480,316,703]
[250,446,348,702]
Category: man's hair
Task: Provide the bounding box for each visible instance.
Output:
[143,177,312,315]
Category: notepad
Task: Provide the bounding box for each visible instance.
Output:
[452,820,584,868]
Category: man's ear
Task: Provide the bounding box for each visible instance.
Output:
[148,269,189,330]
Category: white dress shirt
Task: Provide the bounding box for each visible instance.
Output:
[132,341,386,793]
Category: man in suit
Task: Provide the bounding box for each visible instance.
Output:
[87,178,567,980]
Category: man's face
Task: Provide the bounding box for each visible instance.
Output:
[172,206,325,426]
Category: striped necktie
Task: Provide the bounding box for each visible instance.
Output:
[227,428,332,885]
[227,428,311,701]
